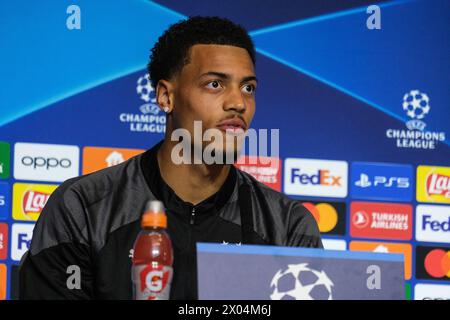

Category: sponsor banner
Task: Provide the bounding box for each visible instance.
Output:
[14,143,79,182]
[0,142,10,179]
[0,182,10,220]
[416,245,450,281]
[235,156,281,191]
[322,238,347,251]
[0,223,8,260]
[415,205,450,244]
[11,223,34,261]
[82,146,145,175]
[416,166,450,204]
[301,200,346,235]
[350,241,412,280]
[12,183,58,221]
[350,201,412,241]
[414,283,450,300]
[350,162,413,202]
[0,264,6,300]
[284,158,348,198]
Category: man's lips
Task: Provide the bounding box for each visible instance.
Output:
[216,118,247,132]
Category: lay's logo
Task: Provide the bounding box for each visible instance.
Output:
[417,166,450,204]
[13,183,58,221]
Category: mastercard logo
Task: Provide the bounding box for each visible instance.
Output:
[424,249,450,278]
[303,202,338,233]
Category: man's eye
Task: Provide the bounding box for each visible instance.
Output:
[242,84,256,94]
[206,81,222,89]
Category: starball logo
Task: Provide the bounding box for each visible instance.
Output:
[118,73,166,134]
[385,90,445,150]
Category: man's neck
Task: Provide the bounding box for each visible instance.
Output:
[156,139,231,205]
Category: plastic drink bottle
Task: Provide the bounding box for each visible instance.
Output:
[132,200,174,300]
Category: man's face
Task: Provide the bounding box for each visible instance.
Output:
[170,44,257,162]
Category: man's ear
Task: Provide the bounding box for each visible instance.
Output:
[156,79,174,114]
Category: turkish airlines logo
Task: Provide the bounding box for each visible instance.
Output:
[353,211,369,229]
[235,156,281,191]
[0,223,8,260]
[350,202,412,241]
[14,143,79,182]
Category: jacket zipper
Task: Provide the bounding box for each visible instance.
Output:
[190,206,196,225]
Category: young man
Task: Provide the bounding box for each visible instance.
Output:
[20,16,322,300]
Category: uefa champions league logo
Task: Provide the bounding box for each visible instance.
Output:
[136,73,160,115]
[402,89,430,131]
[385,89,444,150]
[270,263,334,300]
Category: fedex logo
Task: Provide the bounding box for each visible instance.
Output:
[416,205,450,244]
[284,159,347,198]
[290,169,341,186]
[11,223,34,261]
[350,162,413,202]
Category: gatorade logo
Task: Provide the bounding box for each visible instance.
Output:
[301,201,346,235]
[416,246,450,281]
[136,264,173,300]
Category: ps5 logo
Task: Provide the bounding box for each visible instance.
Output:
[355,173,410,189]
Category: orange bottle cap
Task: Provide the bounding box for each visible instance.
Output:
[141,200,167,228]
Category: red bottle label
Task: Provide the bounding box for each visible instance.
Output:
[132,264,173,300]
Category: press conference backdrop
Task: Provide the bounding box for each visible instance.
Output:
[0,0,449,300]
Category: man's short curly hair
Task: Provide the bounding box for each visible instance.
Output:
[148,16,256,88]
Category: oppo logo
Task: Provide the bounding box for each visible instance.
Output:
[21,156,72,170]
[14,143,79,183]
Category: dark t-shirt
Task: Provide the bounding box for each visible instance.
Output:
[20,141,322,299]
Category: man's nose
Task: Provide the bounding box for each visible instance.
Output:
[223,87,246,113]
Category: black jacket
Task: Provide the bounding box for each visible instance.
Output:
[20,141,322,299]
